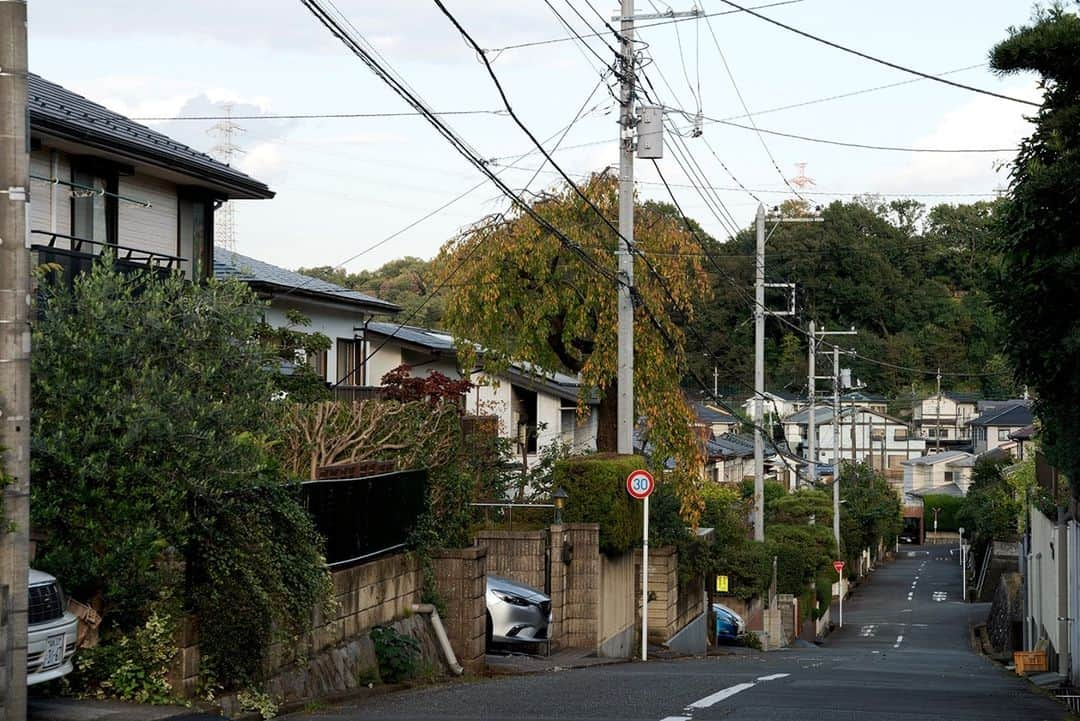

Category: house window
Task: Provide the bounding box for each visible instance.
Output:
[944,470,956,483]
[926,428,936,438]
[870,428,884,442]
[336,338,360,385]
[178,192,213,279]
[309,349,328,381]
[894,428,909,441]
[71,163,118,247]
[998,428,1012,441]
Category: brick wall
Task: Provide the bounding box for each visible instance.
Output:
[561,523,600,649]
[170,552,422,698]
[430,546,487,671]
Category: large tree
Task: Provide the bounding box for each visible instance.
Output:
[991,4,1080,492]
[436,172,709,518]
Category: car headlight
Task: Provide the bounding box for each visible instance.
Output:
[497,592,532,607]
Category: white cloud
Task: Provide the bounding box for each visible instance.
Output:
[875,82,1039,195]
[240,142,284,180]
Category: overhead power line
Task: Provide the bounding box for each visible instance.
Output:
[715,0,1040,107]
[132,109,508,121]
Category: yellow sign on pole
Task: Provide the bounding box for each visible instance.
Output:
[715,575,729,593]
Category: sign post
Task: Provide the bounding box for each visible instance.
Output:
[627,469,655,661]
[833,560,845,628]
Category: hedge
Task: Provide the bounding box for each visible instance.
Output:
[922,494,964,532]
[554,454,646,555]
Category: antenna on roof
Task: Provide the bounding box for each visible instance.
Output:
[208,102,245,250]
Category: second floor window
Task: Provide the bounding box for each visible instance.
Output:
[178,192,213,279]
[71,164,117,247]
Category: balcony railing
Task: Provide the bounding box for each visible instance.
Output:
[31,231,186,284]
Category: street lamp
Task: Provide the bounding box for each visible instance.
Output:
[553,486,568,524]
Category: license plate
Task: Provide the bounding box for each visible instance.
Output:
[42,634,64,669]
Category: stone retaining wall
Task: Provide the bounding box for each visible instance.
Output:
[430,546,487,671]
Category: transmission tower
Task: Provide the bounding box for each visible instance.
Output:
[207,103,245,250]
[791,162,816,191]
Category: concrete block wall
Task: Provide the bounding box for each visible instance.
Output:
[562,523,601,649]
[170,552,422,698]
[430,546,487,671]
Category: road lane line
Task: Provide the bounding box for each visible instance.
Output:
[688,683,757,708]
[660,717,691,721]
[757,673,790,681]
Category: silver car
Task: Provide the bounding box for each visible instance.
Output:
[28,569,78,685]
[485,575,552,647]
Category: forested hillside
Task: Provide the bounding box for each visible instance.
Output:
[683,197,1014,405]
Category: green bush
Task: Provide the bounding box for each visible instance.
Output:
[921,494,964,532]
[370,626,420,683]
[554,454,647,554]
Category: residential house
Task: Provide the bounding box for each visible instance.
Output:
[213,249,401,385]
[840,390,888,415]
[741,390,803,425]
[27,75,272,281]
[705,434,755,485]
[968,402,1034,456]
[361,322,599,464]
[693,402,739,438]
[911,391,980,448]
[1008,424,1036,461]
[783,406,926,482]
[901,450,977,501]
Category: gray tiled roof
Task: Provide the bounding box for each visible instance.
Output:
[215,249,401,313]
[29,74,273,200]
[364,321,456,351]
[694,402,738,425]
[968,403,1033,428]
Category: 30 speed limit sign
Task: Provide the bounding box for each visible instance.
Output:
[626,469,655,500]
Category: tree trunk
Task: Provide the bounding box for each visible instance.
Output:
[595,381,619,453]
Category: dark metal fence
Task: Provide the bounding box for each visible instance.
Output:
[302,469,428,569]
[330,385,388,404]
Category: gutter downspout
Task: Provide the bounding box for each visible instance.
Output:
[411,603,464,676]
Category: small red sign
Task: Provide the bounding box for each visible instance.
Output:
[626,469,655,500]
[833,560,845,574]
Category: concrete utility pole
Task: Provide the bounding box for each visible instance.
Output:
[832,345,841,546]
[935,369,942,452]
[0,1,31,717]
[616,0,635,456]
[807,320,816,485]
[753,204,765,541]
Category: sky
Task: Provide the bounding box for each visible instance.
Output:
[27,0,1040,273]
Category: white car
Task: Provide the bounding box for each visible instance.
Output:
[27,569,78,685]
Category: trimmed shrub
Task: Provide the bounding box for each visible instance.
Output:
[554,454,646,554]
[921,494,964,532]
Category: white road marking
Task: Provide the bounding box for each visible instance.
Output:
[660,717,691,721]
[894,634,904,648]
[932,591,948,602]
[758,673,790,681]
[688,683,757,708]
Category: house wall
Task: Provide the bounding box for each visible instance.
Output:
[29,149,72,236]
[264,301,363,384]
[117,174,178,259]
[913,396,978,441]
[974,424,1026,455]
[791,411,926,472]
[1027,509,1062,667]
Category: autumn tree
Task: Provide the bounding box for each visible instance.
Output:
[436,172,710,519]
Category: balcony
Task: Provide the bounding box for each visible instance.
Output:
[31,230,185,288]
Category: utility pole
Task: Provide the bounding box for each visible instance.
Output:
[616,0,635,456]
[0,1,31,718]
[753,204,765,541]
[833,345,841,547]
[935,369,942,452]
[807,320,816,485]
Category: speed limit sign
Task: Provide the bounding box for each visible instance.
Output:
[626,469,655,500]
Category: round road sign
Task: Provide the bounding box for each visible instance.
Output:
[626,469,655,500]
[833,560,845,574]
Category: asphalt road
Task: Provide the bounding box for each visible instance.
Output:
[288,545,1070,721]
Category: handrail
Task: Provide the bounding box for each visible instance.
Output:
[30,230,185,270]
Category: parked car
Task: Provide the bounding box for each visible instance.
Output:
[485,575,551,649]
[28,569,78,685]
[712,602,746,643]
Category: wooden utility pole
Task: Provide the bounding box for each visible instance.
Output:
[0,1,31,717]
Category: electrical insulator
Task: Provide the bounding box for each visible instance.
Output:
[636,105,664,159]
[840,368,852,389]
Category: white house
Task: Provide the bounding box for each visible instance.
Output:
[968,402,1034,456]
[912,391,980,447]
[741,391,803,424]
[901,450,977,499]
[783,406,926,480]
[361,322,599,465]
[214,250,401,385]
[27,74,272,282]
[704,434,755,485]
[694,402,739,438]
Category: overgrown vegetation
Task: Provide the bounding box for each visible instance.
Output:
[31,262,332,694]
[921,494,964,533]
[838,463,903,570]
[554,454,646,554]
[370,625,420,683]
[990,3,1080,492]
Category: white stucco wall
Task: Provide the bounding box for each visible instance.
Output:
[263,300,366,383]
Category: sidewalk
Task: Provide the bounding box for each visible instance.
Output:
[484,647,628,675]
[28,698,223,721]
